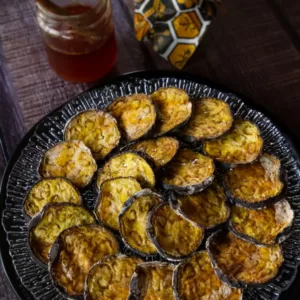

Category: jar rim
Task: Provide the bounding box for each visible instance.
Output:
[36,0,104,21]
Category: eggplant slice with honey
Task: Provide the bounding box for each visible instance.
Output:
[119,189,163,257]
[182,98,233,142]
[84,255,143,300]
[150,87,192,136]
[229,200,294,245]
[107,94,156,142]
[95,177,142,230]
[224,153,285,208]
[169,183,230,228]
[129,136,179,168]
[206,231,284,288]
[162,148,215,195]
[96,152,155,190]
[146,202,204,261]
[203,119,263,164]
[64,110,121,160]
[23,177,81,218]
[129,261,175,300]
[49,224,119,298]
[28,203,95,266]
[40,140,97,188]
[173,251,243,300]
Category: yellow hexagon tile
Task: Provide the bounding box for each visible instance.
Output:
[142,0,177,22]
[172,12,202,39]
[134,13,151,41]
[168,43,196,69]
[177,0,200,10]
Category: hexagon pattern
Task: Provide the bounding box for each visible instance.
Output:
[134,0,216,69]
[142,0,177,23]
[135,0,149,9]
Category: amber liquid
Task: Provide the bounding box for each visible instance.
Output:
[44,5,117,82]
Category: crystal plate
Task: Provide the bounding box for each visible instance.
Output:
[1,71,300,300]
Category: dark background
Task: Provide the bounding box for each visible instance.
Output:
[1,0,300,299]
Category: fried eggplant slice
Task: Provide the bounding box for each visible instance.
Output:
[107,94,156,141]
[40,140,97,188]
[229,200,294,245]
[150,87,192,135]
[49,224,119,297]
[95,177,142,230]
[170,183,230,228]
[96,152,155,190]
[119,189,163,256]
[64,110,121,160]
[129,262,175,300]
[85,255,142,300]
[162,148,215,195]
[207,231,284,288]
[224,154,285,208]
[147,203,204,261]
[29,203,95,266]
[129,136,179,167]
[23,178,81,218]
[203,120,263,164]
[182,98,233,141]
[173,251,243,300]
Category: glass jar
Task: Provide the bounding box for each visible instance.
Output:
[36,0,117,82]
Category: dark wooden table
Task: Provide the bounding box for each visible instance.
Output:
[1,0,300,299]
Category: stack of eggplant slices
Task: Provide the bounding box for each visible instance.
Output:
[24,87,293,300]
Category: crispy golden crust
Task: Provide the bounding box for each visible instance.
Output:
[51,225,119,296]
[203,120,263,164]
[29,204,95,264]
[85,256,142,300]
[230,200,294,245]
[96,178,142,230]
[133,262,175,300]
[225,154,284,203]
[150,87,192,135]
[130,137,179,167]
[64,110,120,160]
[40,140,97,188]
[176,251,242,300]
[150,204,204,258]
[162,148,214,187]
[183,98,233,140]
[209,232,283,285]
[175,183,229,228]
[96,152,155,190]
[107,94,156,141]
[24,178,81,218]
[119,193,161,255]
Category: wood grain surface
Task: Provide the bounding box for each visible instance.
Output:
[274,0,300,41]
[0,0,300,299]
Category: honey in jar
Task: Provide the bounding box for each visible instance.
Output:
[36,0,117,82]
